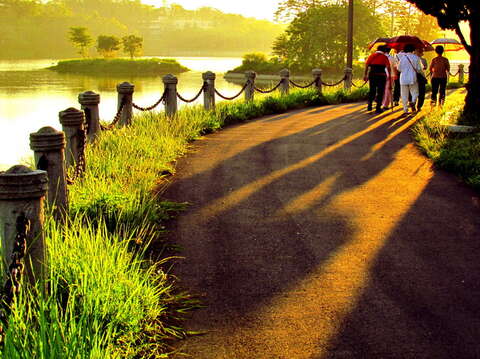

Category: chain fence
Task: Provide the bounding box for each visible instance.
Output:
[253,80,283,94]
[132,91,166,112]
[351,80,368,88]
[101,100,126,131]
[289,78,317,89]
[215,81,250,100]
[177,82,206,103]
[66,127,86,185]
[321,75,347,87]
[0,214,29,346]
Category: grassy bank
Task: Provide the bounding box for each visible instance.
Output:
[413,90,480,191]
[48,58,189,76]
[3,85,368,358]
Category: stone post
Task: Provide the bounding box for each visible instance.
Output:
[280,68,290,95]
[0,165,48,283]
[312,69,323,95]
[30,127,68,219]
[344,68,353,91]
[116,82,134,126]
[59,107,85,168]
[458,64,465,84]
[163,74,178,117]
[245,71,256,102]
[202,71,216,110]
[78,91,101,142]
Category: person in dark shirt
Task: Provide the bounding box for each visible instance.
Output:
[364,45,391,114]
[429,45,450,107]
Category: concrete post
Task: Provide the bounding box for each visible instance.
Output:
[458,64,465,84]
[59,107,85,168]
[0,165,48,283]
[245,71,256,102]
[280,68,290,95]
[344,68,353,91]
[30,127,68,219]
[163,74,178,117]
[78,91,101,142]
[116,82,134,126]
[312,69,323,95]
[202,71,216,110]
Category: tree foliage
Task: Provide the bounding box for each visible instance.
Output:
[96,35,121,58]
[68,26,93,58]
[122,34,143,58]
[273,0,383,71]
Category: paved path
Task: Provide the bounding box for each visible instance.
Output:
[163,102,480,359]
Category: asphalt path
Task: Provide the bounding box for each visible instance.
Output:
[162,101,480,359]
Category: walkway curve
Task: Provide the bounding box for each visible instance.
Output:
[163,101,480,359]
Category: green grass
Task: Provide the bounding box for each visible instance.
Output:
[413,90,480,191]
[48,58,189,76]
[2,85,368,358]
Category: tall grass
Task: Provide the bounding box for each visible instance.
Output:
[413,90,480,190]
[3,86,368,358]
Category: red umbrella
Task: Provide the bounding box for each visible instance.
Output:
[387,35,427,51]
[367,37,391,50]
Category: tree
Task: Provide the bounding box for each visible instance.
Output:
[68,27,93,58]
[96,35,120,58]
[273,0,384,71]
[405,0,479,121]
[122,34,143,58]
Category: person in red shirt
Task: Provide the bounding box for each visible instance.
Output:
[364,45,391,113]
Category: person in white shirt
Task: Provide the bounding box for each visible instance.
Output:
[396,44,422,113]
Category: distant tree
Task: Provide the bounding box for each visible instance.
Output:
[405,0,479,121]
[96,35,120,58]
[68,26,93,58]
[122,35,143,58]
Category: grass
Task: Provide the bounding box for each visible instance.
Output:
[48,58,189,76]
[412,89,480,191]
[2,85,368,358]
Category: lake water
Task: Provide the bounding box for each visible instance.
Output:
[0,57,244,170]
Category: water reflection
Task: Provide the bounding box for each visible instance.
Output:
[0,57,243,169]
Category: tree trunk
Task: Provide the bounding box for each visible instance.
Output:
[464,16,480,124]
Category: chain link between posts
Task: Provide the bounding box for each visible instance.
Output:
[289,78,317,89]
[66,127,87,185]
[100,100,126,131]
[132,90,167,112]
[215,81,250,100]
[321,75,347,87]
[351,80,368,88]
[253,80,283,94]
[177,82,206,103]
[0,214,30,346]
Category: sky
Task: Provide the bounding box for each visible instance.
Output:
[140,0,281,21]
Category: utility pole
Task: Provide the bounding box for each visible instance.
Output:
[346,0,354,69]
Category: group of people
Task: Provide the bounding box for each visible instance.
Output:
[363,43,451,115]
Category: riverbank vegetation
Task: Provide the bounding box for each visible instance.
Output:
[48,58,189,75]
[2,85,368,358]
[413,90,480,191]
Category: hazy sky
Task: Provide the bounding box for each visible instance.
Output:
[141,0,281,21]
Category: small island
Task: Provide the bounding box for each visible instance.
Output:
[48,58,189,76]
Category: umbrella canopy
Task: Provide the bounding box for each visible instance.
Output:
[387,35,426,51]
[367,37,391,50]
[430,38,464,51]
[421,40,434,52]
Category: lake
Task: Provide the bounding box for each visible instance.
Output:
[0,57,244,170]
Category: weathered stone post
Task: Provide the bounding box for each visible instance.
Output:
[245,71,256,102]
[458,64,465,84]
[344,68,353,91]
[280,68,290,95]
[117,82,134,126]
[202,71,216,110]
[30,127,68,219]
[78,91,101,142]
[312,69,323,95]
[0,165,48,283]
[163,74,178,117]
[59,107,85,168]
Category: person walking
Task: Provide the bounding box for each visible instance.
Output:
[392,49,405,106]
[382,46,395,110]
[429,45,450,107]
[415,48,428,110]
[396,44,422,114]
[364,45,391,114]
